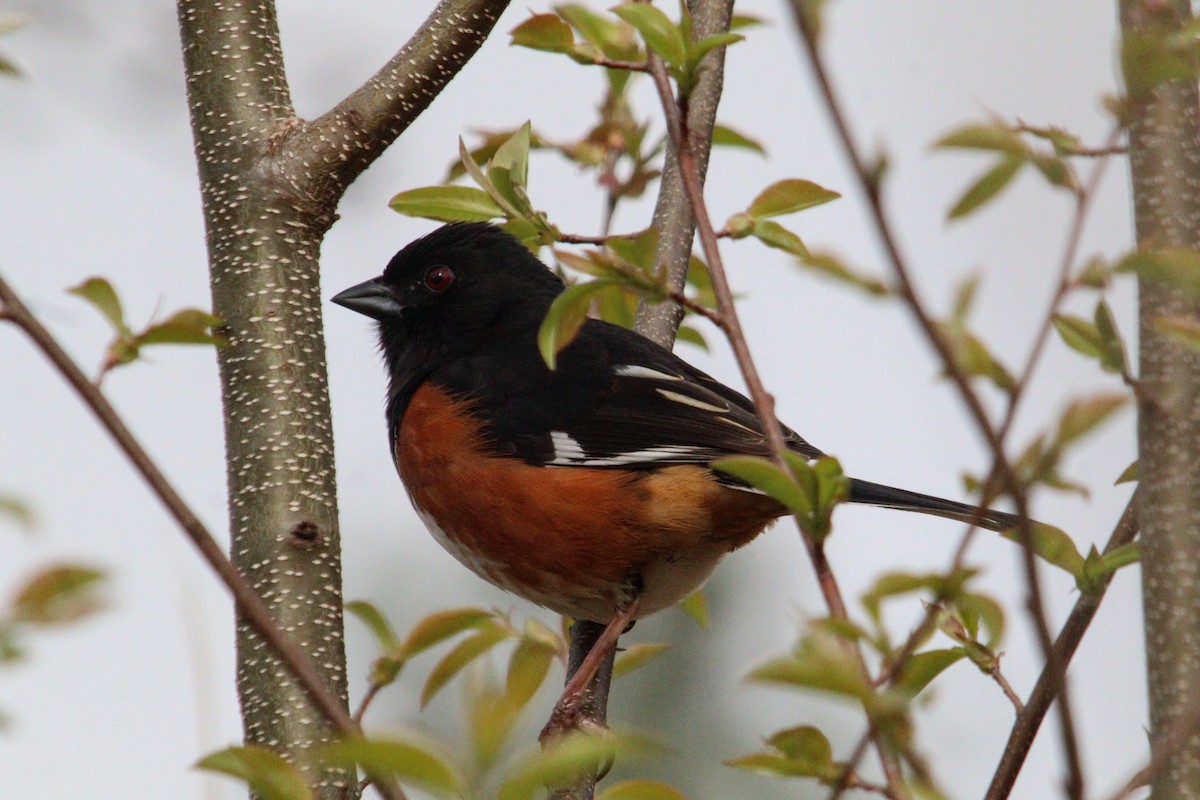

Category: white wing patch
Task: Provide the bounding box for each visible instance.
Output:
[613,364,683,381]
[547,430,708,467]
[656,388,729,413]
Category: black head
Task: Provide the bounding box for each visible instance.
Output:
[332,222,564,386]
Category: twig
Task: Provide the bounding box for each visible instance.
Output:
[990,661,1026,715]
[552,2,735,798]
[646,37,910,799]
[0,275,406,800]
[589,56,650,72]
[352,683,384,727]
[985,495,1139,800]
[787,6,1086,798]
[992,124,1124,453]
[295,0,511,199]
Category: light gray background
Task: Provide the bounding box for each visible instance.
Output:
[1,2,1142,799]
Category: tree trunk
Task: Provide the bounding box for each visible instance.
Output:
[1120,2,1200,798]
[175,1,507,795]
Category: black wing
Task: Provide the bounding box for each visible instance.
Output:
[428,318,824,471]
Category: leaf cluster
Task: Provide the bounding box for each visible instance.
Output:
[68,277,225,381]
[200,602,678,799]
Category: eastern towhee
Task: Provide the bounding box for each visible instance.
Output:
[333,222,1019,723]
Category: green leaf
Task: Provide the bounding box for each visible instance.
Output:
[1055,393,1128,447]
[751,220,808,257]
[947,155,1024,220]
[457,138,524,219]
[68,277,127,333]
[389,185,506,223]
[510,14,576,54]
[1001,522,1085,579]
[138,309,225,347]
[491,122,532,191]
[613,643,670,679]
[1093,299,1128,374]
[321,737,464,798]
[954,592,1005,648]
[936,321,1016,391]
[725,752,835,780]
[688,32,743,65]
[11,564,106,625]
[748,632,872,701]
[894,648,966,697]
[933,123,1029,155]
[404,607,495,658]
[1121,29,1199,94]
[799,250,890,296]
[506,634,556,708]
[1030,153,1076,192]
[346,600,401,652]
[861,570,974,624]
[1121,248,1200,294]
[677,590,708,627]
[1151,314,1200,354]
[422,625,508,707]
[556,4,640,60]
[197,746,313,800]
[768,725,833,763]
[498,731,657,800]
[1077,256,1117,289]
[1021,124,1085,156]
[674,325,708,351]
[712,456,811,516]
[1053,314,1104,359]
[747,179,840,220]
[598,779,687,800]
[538,280,619,369]
[727,725,837,780]
[612,4,686,67]
[1115,460,1138,485]
[952,274,981,322]
[605,228,659,273]
[729,13,764,31]
[0,496,35,533]
[712,124,766,155]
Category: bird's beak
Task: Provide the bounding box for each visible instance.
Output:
[331,277,403,322]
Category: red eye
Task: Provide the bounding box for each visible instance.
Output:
[423,265,455,293]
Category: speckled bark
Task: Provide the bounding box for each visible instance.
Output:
[175,0,508,796]
[1121,2,1200,798]
[633,0,735,348]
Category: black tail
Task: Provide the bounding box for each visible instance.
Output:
[848,478,1020,533]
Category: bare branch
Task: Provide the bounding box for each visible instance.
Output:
[0,275,407,800]
[985,496,1138,800]
[786,6,1086,797]
[297,0,510,199]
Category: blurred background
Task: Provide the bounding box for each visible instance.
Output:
[0,2,1141,798]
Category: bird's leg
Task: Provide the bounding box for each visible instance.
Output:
[540,597,640,745]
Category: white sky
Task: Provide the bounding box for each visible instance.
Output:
[1,2,1143,799]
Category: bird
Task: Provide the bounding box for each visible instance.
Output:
[332,221,1020,727]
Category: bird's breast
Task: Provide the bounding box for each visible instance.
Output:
[393,382,783,622]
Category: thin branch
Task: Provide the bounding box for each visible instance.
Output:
[646,39,910,799]
[985,495,1139,800]
[352,683,384,727]
[992,124,1124,452]
[645,57,787,459]
[297,0,510,198]
[0,275,406,800]
[990,662,1026,715]
[787,7,1086,798]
